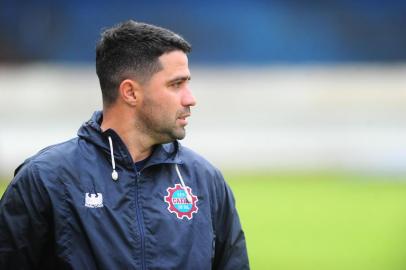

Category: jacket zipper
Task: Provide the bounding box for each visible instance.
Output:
[135,171,146,270]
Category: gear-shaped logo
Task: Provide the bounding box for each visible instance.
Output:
[164,184,198,220]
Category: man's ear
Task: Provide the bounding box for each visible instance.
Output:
[118,79,142,106]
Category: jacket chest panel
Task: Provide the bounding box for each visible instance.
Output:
[136,174,214,267]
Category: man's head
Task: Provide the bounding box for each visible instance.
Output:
[96,20,196,144]
[96,20,191,106]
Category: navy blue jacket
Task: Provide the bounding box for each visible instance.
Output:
[0,111,249,270]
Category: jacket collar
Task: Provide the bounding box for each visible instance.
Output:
[77,111,183,170]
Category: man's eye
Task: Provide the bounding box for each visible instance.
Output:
[173,81,182,88]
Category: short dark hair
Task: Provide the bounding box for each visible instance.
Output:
[96,20,191,106]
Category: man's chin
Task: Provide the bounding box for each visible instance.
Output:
[157,130,186,144]
[171,127,187,140]
[173,130,186,141]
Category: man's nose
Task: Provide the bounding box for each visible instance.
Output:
[182,87,197,107]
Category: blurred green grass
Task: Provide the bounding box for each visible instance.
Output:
[225,171,406,270]
[1,171,406,270]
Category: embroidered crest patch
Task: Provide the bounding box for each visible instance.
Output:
[164,184,198,220]
[85,193,103,208]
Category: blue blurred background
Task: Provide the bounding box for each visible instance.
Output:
[1,0,406,64]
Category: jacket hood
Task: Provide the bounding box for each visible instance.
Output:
[77,111,182,170]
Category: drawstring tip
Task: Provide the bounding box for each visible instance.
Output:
[186,193,192,203]
[108,136,118,181]
[112,170,118,181]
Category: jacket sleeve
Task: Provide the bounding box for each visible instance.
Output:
[0,162,52,269]
[212,170,249,270]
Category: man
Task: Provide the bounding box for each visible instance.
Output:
[0,20,249,269]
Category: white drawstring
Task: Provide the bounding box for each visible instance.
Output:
[108,136,119,181]
[175,164,192,203]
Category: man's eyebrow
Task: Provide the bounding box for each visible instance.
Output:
[167,75,191,84]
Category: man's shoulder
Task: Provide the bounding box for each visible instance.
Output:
[15,137,80,176]
[8,137,80,190]
[31,137,79,162]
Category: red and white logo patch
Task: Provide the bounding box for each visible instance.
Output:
[164,184,198,220]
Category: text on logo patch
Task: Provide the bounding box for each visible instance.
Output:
[164,184,198,220]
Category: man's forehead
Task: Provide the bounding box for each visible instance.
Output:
[159,51,189,69]
[158,51,190,78]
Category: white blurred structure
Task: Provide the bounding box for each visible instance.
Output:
[1,64,405,176]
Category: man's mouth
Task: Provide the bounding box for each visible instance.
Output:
[178,114,190,120]
[177,113,191,125]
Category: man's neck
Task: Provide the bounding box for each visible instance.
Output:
[101,107,153,162]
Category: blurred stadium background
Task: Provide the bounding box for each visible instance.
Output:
[1,1,406,269]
